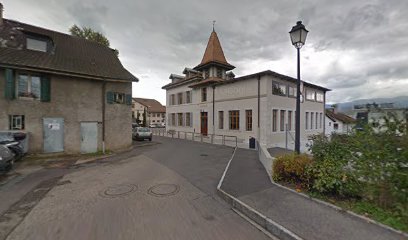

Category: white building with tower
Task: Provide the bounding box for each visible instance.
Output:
[162,29,329,151]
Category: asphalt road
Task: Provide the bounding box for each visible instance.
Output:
[2,137,269,240]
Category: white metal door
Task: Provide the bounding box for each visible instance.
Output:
[80,122,98,153]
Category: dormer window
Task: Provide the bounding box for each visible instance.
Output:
[26,38,47,52]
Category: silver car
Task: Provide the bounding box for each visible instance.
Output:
[132,127,152,141]
[0,144,15,171]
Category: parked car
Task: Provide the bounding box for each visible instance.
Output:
[132,127,152,141]
[0,144,15,171]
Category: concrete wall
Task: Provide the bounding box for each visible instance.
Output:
[0,68,132,153]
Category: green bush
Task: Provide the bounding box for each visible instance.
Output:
[272,154,313,187]
[307,134,360,197]
[307,110,407,213]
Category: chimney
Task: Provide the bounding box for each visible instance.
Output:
[0,3,3,26]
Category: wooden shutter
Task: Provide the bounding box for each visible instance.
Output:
[40,76,51,102]
[106,91,114,104]
[125,94,132,105]
[4,69,15,100]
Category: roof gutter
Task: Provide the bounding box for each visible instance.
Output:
[0,64,139,82]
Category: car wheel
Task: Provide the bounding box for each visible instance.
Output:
[149,138,152,141]
[5,159,14,171]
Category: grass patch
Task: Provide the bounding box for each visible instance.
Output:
[306,189,408,232]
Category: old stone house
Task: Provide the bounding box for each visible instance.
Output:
[163,30,329,151]
[0,8,138,153]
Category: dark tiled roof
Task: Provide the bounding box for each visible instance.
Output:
[162,75,202,89]
[326,110,356,124]
[218,70,331,92]
[133,98,165,113]
[188,77,223,88]
[0,19,138,82]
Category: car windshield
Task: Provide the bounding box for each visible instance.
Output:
[137,128,150,132]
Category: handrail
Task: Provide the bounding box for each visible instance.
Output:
[151,129,238,147]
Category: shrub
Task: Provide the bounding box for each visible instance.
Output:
[307,134,360,197]
[272,154,313,187]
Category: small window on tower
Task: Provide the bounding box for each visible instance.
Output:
[217,68,222,78]
[204,70,210,79]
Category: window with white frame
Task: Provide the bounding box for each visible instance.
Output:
[311,112,314,129]
[272,109,278,132]
[280,110,285,131]
[17,74,41,99]
[177,92,183,104]
[185,112,191,127]
[186,91,192,103]
[288,111,292,131]
[114,93,125,104]
[272,81,287,96]
[288,86,297,97]
[306,90,316,101]
[171,113,176,126]
[9,115,25,130]
[178,113,183,126]
[305,112,309,130]
[316,92,324,102]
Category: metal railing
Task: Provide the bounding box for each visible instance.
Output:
[151,129,238,148]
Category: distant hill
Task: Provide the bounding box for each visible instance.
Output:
[326,96,408,112]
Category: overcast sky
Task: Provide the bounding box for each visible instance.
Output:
[4,0,408,104]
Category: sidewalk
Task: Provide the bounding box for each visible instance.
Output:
[220,148,406,240]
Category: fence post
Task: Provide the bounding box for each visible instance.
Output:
[222,135,225,145]
[200,134,203,142]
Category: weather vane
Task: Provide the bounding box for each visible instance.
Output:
[213,20,216,32]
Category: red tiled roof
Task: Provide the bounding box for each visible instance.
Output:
[326,110,356,124]
[133,98,165,113]
[194,31,234,71]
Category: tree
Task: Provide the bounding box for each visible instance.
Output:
[69,25,119,56]
[136,111,141,125]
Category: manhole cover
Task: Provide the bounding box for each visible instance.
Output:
[200,154,208,157]
[147,184,180,197]
[99,184,137,198]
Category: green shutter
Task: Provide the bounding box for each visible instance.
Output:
[106,91,114,104]
[40,76,51,102]
[125,94,132,105]
[4,69,15,100]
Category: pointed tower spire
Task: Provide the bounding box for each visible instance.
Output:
[194,29,235,71]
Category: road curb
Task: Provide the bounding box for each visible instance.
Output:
[216,147,303,240]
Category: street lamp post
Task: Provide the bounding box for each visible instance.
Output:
[289,21,308,154]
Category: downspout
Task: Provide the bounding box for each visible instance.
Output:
[212,85,215,136]
[102,79,106,154]
[257,75,261,143]
[323,91,326,136]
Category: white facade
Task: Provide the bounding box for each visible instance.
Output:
[325,116,354,135]
[165,72,327,151]
[163,30,328,151]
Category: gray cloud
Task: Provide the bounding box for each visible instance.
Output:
[3,0,408,104]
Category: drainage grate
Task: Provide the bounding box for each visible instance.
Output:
[200,154,208,157]
[99,184,138,198]
[147,184,180,197]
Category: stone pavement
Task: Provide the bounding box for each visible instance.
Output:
[220,148,406,240]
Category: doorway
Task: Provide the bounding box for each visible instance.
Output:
[80,122,98,153]
[200,112,208,136]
